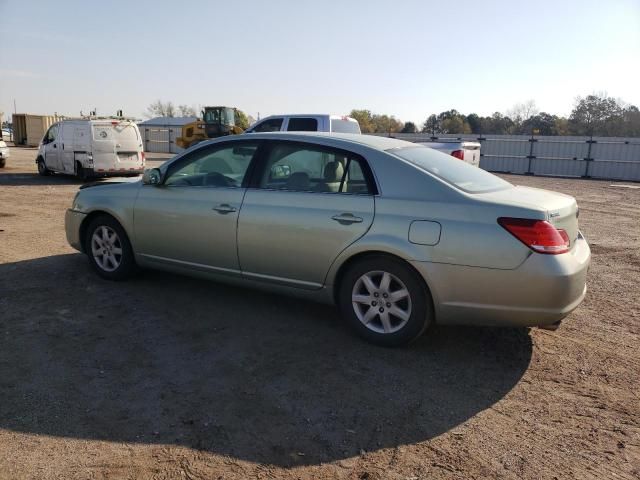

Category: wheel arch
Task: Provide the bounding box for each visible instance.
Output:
[331,250,436,313]
[79,210,131,253]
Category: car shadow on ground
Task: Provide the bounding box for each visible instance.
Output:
[0,254,533,467]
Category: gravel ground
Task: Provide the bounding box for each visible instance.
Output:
[0,146,638,479]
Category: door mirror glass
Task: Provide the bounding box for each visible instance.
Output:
[143,168,163,185]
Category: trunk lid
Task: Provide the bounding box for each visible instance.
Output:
[476,185,579,247]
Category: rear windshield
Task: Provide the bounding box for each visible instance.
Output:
[389,146,511,193]
[331,119,361,134]
[92,123,140,142]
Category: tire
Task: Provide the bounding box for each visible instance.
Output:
[85,215,136,281]
[338,255,433,347]
[76,161,90,181]
[37,157,50,176]
[0,158,5,168]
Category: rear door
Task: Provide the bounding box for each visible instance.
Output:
[237,140,375,288]
[91,122,144,174]
[284,116,321,132]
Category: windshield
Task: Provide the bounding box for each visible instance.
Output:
[389,146,512,193]
[203,108,234,126]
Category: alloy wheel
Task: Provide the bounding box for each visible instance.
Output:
[352,270,412,334]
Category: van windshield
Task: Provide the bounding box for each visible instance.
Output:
[389,146,512,193]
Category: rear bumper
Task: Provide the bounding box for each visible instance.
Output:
[93,168,144,177]
[65,209,87,252]
[411,232,590,327]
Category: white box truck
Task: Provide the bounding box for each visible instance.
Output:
[36,118,145,180]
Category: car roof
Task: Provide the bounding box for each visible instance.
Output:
[219,132,417,151]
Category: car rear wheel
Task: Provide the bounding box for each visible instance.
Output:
[339,256,433,347]
[37,157,50,176]
[85,215,136,280]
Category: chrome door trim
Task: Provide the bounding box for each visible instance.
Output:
[139,253,242,276]
[241,270,323,290]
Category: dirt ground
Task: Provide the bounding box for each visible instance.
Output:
[0,146,638,480]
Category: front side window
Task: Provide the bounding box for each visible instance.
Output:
[251,118,283,133]
[164,142,259,187]
[259,142,372,194]
[44,125,58,144]
[286,117,318,131]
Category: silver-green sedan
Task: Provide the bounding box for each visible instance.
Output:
[65,133,590,346]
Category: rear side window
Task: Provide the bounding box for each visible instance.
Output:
[258,142,373,194]
[286,117,318,131]
[92,123,140,142]
[390,146,511,193]
[250,118,283,133]
[330,119,361,134]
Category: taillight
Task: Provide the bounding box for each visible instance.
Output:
[140,152,145,163]
[498,217,570,254]
[451,150,464,160]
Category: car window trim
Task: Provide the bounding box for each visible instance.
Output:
[246,139,379,195]
[162,139,265,188]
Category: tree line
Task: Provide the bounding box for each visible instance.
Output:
[350,94,640,137]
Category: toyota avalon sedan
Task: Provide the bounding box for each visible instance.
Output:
[65,133,590,346]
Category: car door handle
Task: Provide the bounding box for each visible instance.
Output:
[331,213,363,225]
[212,204,237,214]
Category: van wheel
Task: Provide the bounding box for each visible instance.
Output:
[37,157,50,176]
[76,161,90,181]
[338,256,433,347]
[0,159,5,168]
[85,215,136,281]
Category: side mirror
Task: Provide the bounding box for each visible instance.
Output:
[142,168,163,185]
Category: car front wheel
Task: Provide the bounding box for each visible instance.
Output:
[37,157,50,176]
[339,256,433,347]
[85,215,136,280]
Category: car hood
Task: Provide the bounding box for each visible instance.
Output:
[79,178,141,190]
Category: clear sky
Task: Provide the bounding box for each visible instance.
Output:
[1,0,639,124]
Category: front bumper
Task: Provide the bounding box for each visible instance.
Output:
[411,232,591,327]
[65,209,87,252]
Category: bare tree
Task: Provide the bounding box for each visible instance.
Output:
[177,104,197,117]
[507,100,539,133]
[145,100,176,118]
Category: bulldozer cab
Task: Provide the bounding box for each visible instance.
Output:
[202,107,236,137]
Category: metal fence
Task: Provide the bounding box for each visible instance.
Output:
[373,133,640,181]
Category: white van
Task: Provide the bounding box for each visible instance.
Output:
[244,114,361,134]
[36,119,145,180]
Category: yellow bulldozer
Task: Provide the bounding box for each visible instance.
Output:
[176,106,244,149]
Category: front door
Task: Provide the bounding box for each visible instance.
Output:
[42,124,60,170]
[133,141,261,274]
[238,141,375,288]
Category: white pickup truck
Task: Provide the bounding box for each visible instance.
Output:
[420,141,481,167]
[245,114,361,134]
